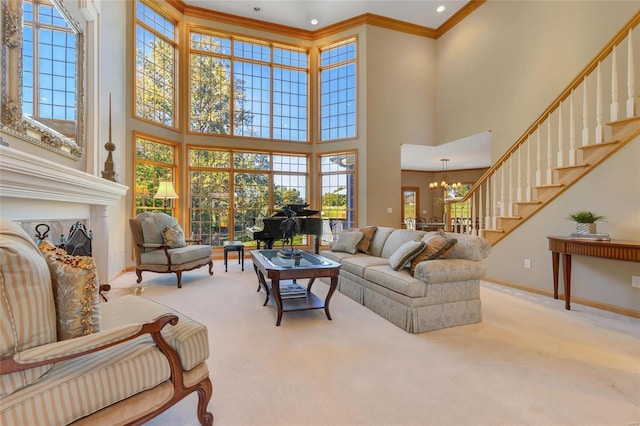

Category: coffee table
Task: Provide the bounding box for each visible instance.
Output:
[250,249,341,326]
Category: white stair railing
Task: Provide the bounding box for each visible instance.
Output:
[447,16,639,238]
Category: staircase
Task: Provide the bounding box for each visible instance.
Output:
[447,13,640,245]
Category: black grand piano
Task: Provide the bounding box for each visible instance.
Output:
[246,204,324,253]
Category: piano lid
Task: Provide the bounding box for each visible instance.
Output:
[271,203,320,217]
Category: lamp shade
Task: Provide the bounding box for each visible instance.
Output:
[154,181,179,200]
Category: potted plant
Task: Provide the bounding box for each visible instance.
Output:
[567,211,606,234]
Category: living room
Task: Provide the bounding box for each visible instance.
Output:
[1,0,639,424]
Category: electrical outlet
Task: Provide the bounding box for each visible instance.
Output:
[524,259,531,269]
[632,276,640,288]
[387,207,393,213]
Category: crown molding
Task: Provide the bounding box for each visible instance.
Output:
[168,0,485,40]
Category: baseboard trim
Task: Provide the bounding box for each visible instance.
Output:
[483,277,640,319]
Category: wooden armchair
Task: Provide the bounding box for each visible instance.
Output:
[129,212,213,288]
[0,218,213,425]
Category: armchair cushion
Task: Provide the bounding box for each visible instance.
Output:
[140,213,177,249]
[0,219,56,398]
[38,241,101,340]
[141,245,213,266]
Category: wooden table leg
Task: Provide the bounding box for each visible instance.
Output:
[272,278,283,326]
[324,276,338,321]
[551,251,559,299]
[561,253,572,310]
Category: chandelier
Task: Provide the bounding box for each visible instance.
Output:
[429,159,461,191]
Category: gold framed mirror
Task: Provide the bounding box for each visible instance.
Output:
[1,0,84,159]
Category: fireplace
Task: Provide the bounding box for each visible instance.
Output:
[0,145,128,280]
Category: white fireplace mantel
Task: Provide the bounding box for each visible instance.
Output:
[0,145,128,206]
[0,145,128,280]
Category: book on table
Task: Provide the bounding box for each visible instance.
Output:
[569,232,611,241]
[278,282,307,299]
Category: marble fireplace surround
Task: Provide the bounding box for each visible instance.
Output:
[0,145,128,281]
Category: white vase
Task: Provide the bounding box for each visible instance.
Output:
[576,223,596,234]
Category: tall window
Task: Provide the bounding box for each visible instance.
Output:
[22,0,76,137]
[188,30,309,141]
[134,0,177,128]
[134,135,179,215]
[319,38,357,141]
[319,151,357,239]
[189,148,309,246]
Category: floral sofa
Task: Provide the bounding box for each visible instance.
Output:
[0,218,213,425]
[320,227,491,333]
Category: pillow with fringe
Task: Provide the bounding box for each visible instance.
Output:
[38,241,101,340]
[410,230,457,274]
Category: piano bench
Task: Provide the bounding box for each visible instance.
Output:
[223,241,245,272]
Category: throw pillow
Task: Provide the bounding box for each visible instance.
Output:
[329,231,365,254]
[387,240,425,271]
[410,230,457,274]
[38,241,101,340]
[163,224,186,248]
[348,226,378,254]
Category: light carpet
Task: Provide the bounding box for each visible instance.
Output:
[106,259,640,426]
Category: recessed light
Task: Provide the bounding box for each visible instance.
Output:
[436,5,446,13]
[310,18,319,25]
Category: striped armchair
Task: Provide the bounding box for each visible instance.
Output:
[0,219,213,425]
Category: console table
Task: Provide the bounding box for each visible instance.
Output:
[547,236,640,310]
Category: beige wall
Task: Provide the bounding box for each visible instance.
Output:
[365,26,436,226]
[100,0,128,279]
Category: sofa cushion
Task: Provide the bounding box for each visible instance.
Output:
[38,241,102,340]
[0,219,57,398]
[319,249,359,263]
[443,232,491,261]
[410,230,457,274]
[340,255,390,277]
[141,245,212,266]
[329,231,364,254]
[367,227,395,257]
[162,224,186,248]
[363,265,428,298]
[387,240,425,271]
[141,213,177,247]
[348,226,377,254]
[380,229,426,259]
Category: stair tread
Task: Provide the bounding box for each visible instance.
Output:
[514,200,541,205]
[578,140,619,150]
[555,163,589,171]
[533,183,563,189]
[498,216,522,219]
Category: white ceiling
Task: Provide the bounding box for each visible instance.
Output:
[181,0,489,171]
[182,0,470,32]
[402,131,492,171]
